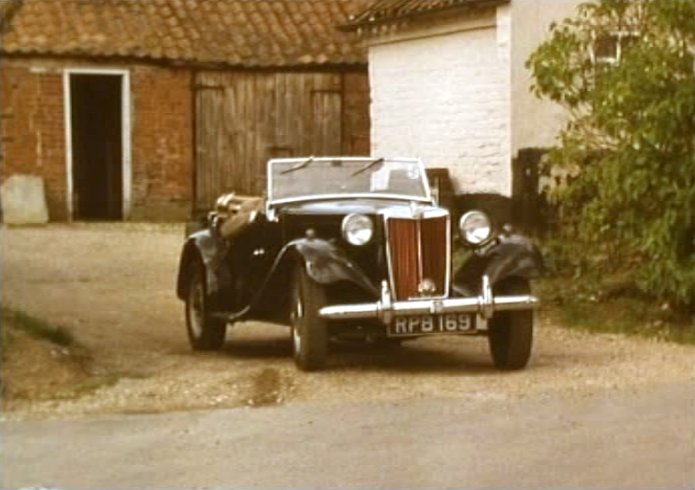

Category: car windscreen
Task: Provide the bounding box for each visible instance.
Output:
[269,158,429,202]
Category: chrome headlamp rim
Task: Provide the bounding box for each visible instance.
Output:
[459,210,493,246]
[341,213,374,246]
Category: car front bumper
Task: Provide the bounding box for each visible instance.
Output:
[318,276,540,324]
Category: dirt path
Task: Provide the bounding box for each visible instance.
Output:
[2,224,694,420]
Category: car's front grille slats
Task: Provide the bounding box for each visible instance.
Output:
[387,218,419,300]
[420,216,448,294]
[386,214,449,300]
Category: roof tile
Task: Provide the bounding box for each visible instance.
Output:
[2,0,370,67]
[343,0,508,29]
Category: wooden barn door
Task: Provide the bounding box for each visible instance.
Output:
[310,89,342,156]
[195,72,343,212]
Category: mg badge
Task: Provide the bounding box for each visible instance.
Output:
[418,278,437,296]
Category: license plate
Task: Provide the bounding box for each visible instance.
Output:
[387,313,475,337]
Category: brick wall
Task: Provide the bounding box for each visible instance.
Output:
[1,64,68,220]
[130,65,192,220]
[0,58,193,221]
[1,58,369,221]
[368,9,512,196]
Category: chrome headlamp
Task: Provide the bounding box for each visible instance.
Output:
[459,210,492,246]
[342,213,374,246]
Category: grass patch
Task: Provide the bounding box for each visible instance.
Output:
[53,374,122,400]
[0,306,122,406]
[537,277,695,345]
[2,306,75,346]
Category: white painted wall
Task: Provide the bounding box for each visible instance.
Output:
[510,0,582,154]
[366,1,581,195]
[368,9,513,196]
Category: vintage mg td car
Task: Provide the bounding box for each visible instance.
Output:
[176,157,542,371]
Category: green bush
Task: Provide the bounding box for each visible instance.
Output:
[527,0,695,308]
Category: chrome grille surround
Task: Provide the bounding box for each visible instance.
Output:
[384,207,451,301]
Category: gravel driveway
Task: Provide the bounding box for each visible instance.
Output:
[2,223,693,420]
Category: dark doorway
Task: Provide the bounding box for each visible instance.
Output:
[70,74,123,220]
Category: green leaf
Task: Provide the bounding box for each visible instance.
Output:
[527,0,695,307]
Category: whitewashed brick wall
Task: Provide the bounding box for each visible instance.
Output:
[369,14,512,196]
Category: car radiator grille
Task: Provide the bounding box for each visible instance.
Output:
[386,215,449,300]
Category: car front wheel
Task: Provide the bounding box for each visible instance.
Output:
[185,261,226,351]
[487,277,533,370]
[290,263,328,371]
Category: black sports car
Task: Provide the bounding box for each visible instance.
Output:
[176,157,541,371]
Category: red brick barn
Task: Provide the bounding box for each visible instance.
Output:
[0,0,370,221]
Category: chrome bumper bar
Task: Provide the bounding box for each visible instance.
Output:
[318,276,539,323]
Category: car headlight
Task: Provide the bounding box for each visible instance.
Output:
[342,213,373,246]
[459,210,492,246]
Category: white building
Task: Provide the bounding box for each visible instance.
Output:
[344,0,581,197]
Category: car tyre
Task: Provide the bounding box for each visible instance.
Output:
[185,260,226,351]
[487,277,533,370]
[290,263,328,371]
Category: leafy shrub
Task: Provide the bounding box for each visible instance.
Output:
[527,0,695,308]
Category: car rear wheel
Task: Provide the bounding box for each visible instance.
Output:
[185,261,226,351]
[487,277,533,370]
[290,263,328,371]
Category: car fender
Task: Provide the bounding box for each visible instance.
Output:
[176,228,229,300]
[454,234,543,295]
[484,234,543,285]
[275,237,378,296]
[238,237,378,323]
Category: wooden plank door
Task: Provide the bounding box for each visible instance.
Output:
[310,88,342,156]
[195,72,343,212]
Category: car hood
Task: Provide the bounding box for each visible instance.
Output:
[278,198,446,219]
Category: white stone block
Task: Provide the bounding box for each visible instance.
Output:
[1,174,50,224]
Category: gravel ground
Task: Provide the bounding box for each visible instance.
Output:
[2,223,694,420]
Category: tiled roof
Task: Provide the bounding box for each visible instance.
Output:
[342,0,507,29]
[1,0,371,67]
